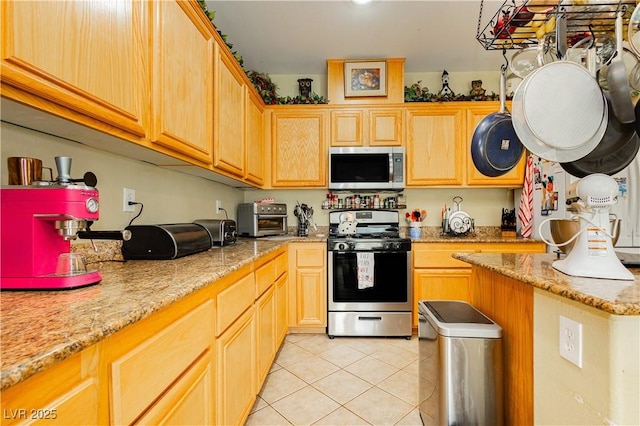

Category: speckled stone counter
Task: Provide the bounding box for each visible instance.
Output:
[453,252,640,315]
[0,237,307,391]
[400,225,545,243]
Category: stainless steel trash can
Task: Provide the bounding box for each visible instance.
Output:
[418,300,503,426]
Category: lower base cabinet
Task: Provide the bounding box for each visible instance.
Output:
[256,286,277,386]
[0,348,101,426]
[136,353,214,425]
[412,242,546,328]
[288,242,327,332]
[216,306,257,426]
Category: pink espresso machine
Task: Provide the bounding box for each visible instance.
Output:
[1,157,102,290]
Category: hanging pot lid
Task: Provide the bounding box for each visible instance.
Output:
[512,61,607,162]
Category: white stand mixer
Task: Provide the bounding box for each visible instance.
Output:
[553,174,633,281]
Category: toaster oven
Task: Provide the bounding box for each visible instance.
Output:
[237,203,288,237]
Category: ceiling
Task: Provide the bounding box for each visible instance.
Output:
[207,0,507,76]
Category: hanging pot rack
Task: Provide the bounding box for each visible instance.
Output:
[477,0,636,51]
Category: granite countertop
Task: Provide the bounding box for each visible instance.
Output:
[0,231,541,391]
[401,226,545,243]
[453,252,640,316]
[0,237,303,391]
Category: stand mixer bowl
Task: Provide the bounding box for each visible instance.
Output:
[550,218,621,253]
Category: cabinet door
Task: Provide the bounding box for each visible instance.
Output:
[1,1,147,138]
[271,111,328,187]
[0,348,100,426]
[466,104,525,186]
[245,88,265,186]
[275,274,289,345]
[413,269,471,327]
[110,300,214,425]
[369,109,403,146]
[288,243,327,328]
[136,353,214,426]
[216,306,256,426]
[214,48,246,176]
[406,107,464,185]
[256,286,276,386]
[150,1,213,165]
[331,110,364,146]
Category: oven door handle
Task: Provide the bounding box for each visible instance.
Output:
[357,316,383,321]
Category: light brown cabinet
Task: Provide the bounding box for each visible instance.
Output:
[270,109,328,187]
[288,243,327,331]
[213,46,246,177]
[149,0,214,165]
[412,242,546,328]
[471,266,534,426]
[216,305,256,426]
[1,0,148,140]
[465,104,525,186]
[330,107,403,147]
[405,105,465,186]
[0,347,101,426]
[106,299,215,425]
[245,88,266,186]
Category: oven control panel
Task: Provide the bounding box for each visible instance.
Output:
[328,239,411,252]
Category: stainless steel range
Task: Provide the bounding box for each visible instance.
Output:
[327,209,412,338]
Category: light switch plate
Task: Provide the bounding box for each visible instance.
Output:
[559,315,583,368]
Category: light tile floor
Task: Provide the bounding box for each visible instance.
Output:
[245,333,423,426]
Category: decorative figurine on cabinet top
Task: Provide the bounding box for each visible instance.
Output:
[470,79,486,100]
[298,78,313,98]
[439,70,455,98]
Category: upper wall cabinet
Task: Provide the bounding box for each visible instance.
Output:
[245,88,265,186]
[465,103,525,186]
[213,47,246,177]
[330,107,403,147]
[270,108,328,188]
[1,1,148,139]
[405,105,465,186]
[149,0,214,166]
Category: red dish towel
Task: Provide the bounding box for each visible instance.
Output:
[519,155,534,239]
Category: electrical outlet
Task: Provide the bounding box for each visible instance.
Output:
[216,200,222,214]
[559,315,583,368]
[123,188,136,212]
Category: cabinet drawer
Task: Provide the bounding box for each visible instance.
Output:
[110,300,214,425]
[136,351,214,425]
[255,260,275,298]
[296,247,325,268]
[477,242,547,253]
[413,244,475,268]
[216,272,255,336]
[274,252,288,279]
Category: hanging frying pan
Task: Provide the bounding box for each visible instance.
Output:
[470,64,524,177]
[560,135,639,178]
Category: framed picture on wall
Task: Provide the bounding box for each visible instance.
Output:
[344,60,387,97]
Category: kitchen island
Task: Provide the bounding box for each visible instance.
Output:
[454,252,640,426]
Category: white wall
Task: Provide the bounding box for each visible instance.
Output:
[1,122,244,232]
[243,187,514,228]
[1,121,514,233]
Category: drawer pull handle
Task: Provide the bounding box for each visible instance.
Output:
[358,316,382,321]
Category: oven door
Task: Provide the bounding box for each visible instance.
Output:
[255,214,287,236]
[328,250,411,312]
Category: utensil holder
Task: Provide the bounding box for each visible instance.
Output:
[409,221,422,239]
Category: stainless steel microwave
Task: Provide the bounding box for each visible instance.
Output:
[329,147,405,190]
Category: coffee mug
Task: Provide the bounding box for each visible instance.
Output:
[7,157,52,185]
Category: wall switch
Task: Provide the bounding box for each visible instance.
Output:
[216,200,222,214]
[123,188,136,212]
[559,315,583,368]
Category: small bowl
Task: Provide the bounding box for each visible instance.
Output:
[550,218,621,254]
